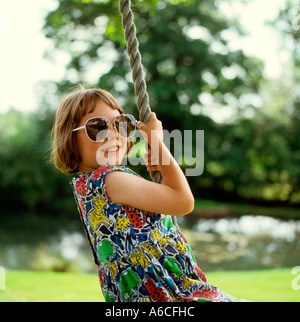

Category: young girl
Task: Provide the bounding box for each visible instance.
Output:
[51,88,243,302]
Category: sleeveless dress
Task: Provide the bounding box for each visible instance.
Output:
[70,165,241,302]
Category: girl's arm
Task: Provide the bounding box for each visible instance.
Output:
[106,113,194,216]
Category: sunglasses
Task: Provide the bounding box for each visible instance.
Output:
[73,114,137,142]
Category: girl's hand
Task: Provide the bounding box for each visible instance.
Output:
[107,115,194,217]
[143,151,160,172]
[137,112,163,145]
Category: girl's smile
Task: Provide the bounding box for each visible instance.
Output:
[100,141,121,154]
[97,139,123,164]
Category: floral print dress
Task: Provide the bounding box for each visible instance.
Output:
[70,165,241,302]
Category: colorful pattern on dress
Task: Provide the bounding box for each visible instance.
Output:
[70,165,241,302]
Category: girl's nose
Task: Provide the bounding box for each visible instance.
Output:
[106,122,119,140]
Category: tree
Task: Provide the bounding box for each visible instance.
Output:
[263,0,300,204]
[2,0,299,212]
[43,0,263,130]
[0,108,75,214]
[42,0,272,204]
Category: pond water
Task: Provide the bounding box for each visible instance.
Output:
[0,215,299,272]
[180,215,300,272]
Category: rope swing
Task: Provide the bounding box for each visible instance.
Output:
[118,0,179,228]
[119,0,162,184]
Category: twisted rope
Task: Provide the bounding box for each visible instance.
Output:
[118,0,179,228]
[119,0,150,123]
[119,0,162,185]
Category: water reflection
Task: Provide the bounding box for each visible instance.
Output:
[192,216,300,240]
[0,231,94,273]
[0,215,299,272]
[180,215,300,271]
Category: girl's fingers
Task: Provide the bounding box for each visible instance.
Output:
[147,165,160,172]
[144,150,159,172]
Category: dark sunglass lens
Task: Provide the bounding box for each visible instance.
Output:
[86,118,108,142]
[115,115,136,138]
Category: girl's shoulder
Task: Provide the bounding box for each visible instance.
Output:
[71,165,140,196]
[92,165,139,180]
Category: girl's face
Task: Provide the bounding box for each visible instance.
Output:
[76,100,128,173]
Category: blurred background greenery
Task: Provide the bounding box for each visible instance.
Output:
[0,0,299,300]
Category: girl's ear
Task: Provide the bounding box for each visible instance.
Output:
[67,135,80,168]
[67,146,74,155]
[68,133,78,154]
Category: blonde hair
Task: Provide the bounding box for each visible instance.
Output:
[51,87,134,175]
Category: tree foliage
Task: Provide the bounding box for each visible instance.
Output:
[43,0,264,131]
[0,108,75,214]
[1,0,300,215]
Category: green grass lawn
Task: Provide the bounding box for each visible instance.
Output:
[0,268,298,302]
